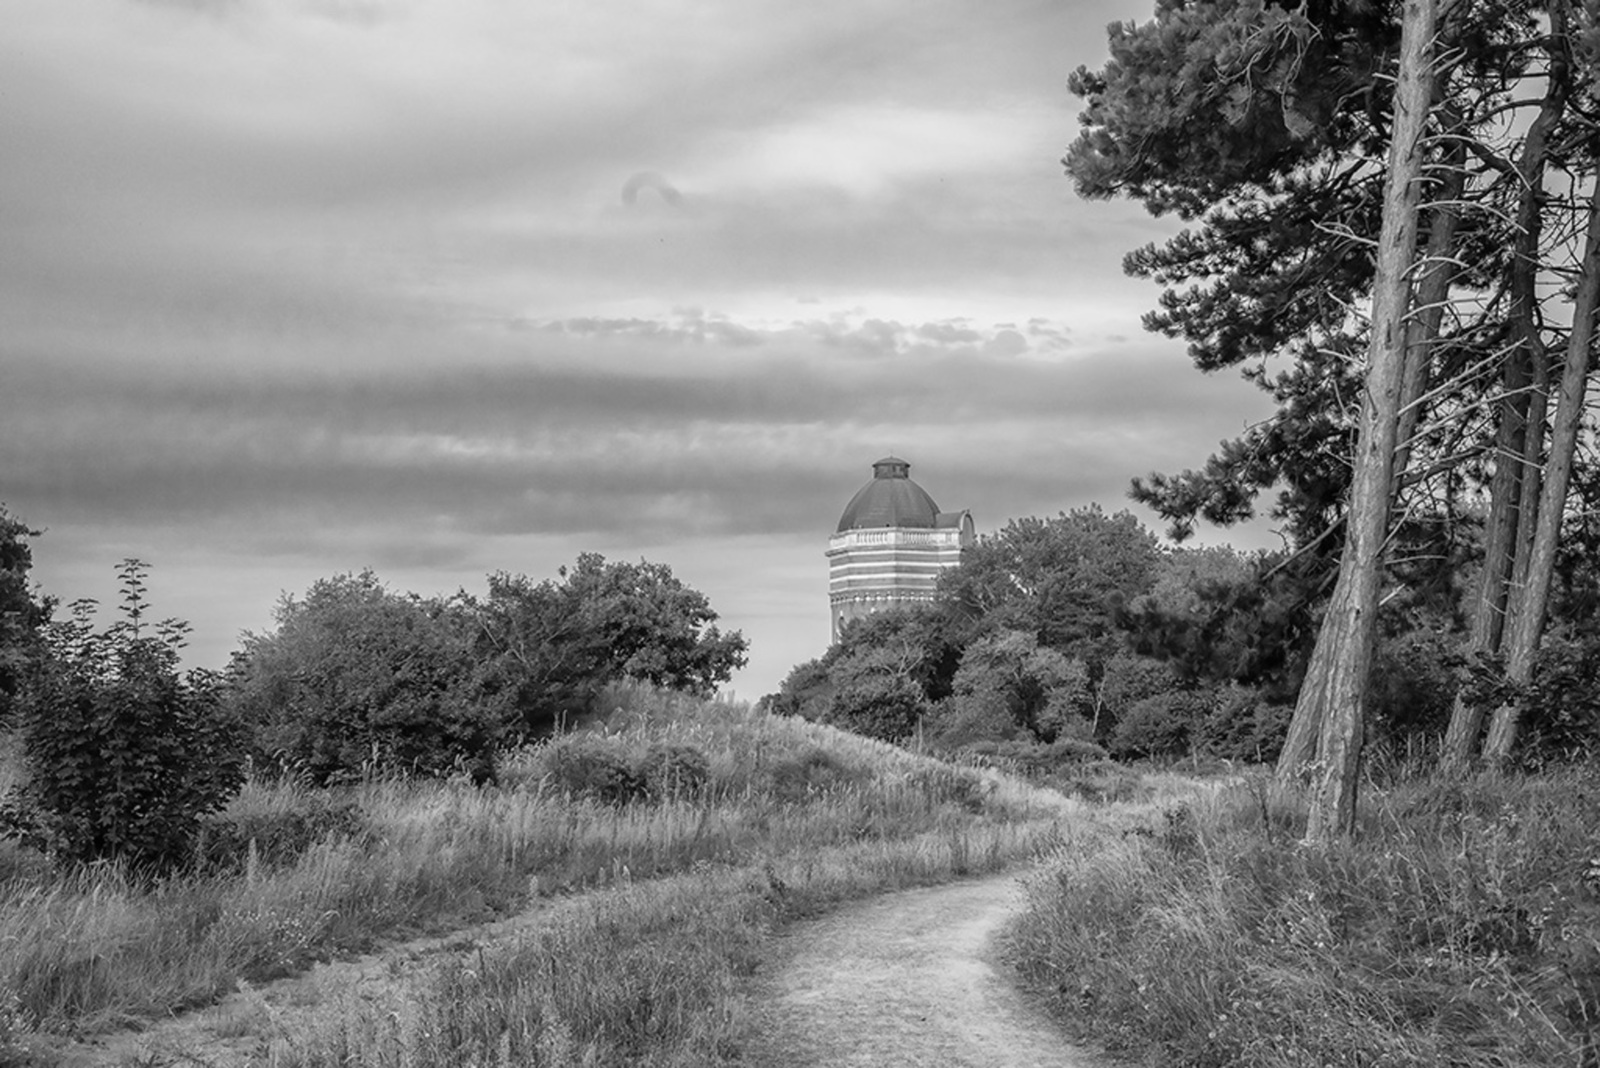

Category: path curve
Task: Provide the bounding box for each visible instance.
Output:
[741,871,1114,1068]
[61,870,1114,1067]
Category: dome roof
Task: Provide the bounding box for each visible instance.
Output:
[835,455,942,532]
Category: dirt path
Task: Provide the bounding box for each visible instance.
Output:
[56,868,1108,1067]
[740,871,1115,1068]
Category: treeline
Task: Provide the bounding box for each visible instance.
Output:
[0,507,745,870]
[769,505,1600,767]
[230,556,745,783]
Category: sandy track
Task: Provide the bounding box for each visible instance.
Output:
[57,869,1110,1067]
[740,871,1114,1068]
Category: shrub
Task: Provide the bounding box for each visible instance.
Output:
[0,506,51,733]
[1369,627,1459,748]
[1049,736,1110,762]
[762,746,864,802]
[0,985,49,1068]
[767,658,834,721]
[634,742,710,800]
[1,563,246,872]
[963,738,1108,778]
[227,571,512,785]
[536,734,647,804]
[903,763,993,812]
[1110,688,1211,759]
[1095,653,1179,742]
[1048,759,1148,803]
[824,668,924,743]
[473,558,748,736]
[1196,688,1294,763]
[194,797,367,873]
[1520,631,1600,764]
[948,630,1092,742]
[924,691,1022,751]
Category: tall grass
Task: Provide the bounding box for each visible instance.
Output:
[1,684,1073,1059]
[1009,766,1600,1066]
[253,815,1052,1067]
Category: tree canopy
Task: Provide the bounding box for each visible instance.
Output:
[472,553,748,729]
[229,555,747,782]
[940,506,1162,656]
[228,571,507,783]
[771,508,1312,758]
[1067,0,1600,819]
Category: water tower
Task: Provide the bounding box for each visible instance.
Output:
[826,456,973,641]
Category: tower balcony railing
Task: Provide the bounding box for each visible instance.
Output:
[826,527,963,552]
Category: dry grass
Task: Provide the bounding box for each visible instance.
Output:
[1008,765,1600,1067]
[253,818,1055,1067]
[0,684,1079,1065]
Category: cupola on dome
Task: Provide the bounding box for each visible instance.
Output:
[834,455,942,532]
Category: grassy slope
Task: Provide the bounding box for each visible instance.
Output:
[0,684,1081,1066]
[1008,767,1600,1067]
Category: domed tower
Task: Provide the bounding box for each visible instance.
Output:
[826,456,974,641]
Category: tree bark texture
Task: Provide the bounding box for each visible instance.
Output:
[1278,50,1462,783]
[1509,352,1552,598]
[1483,178,1600,763]
[1396,111,1466,477]
[1284,0,1435,844]
[1441,3,1570,769]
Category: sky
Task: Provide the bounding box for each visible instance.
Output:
[1,0,1281,700]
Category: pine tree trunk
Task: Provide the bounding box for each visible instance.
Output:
[1289,0,1435,843]
[1276,666,1322,777]
[1483,179,1600,764]
[1480,357,1532,641]
[1439,362,1532,768]
[1278,68,1460,784]
[1510,351,1552,595]
[1440,5,1569,770]
[1396,113,1465,478]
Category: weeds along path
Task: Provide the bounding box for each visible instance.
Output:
[740,870,1117,1068]
[55,864,1076,1068]
[47,760,1185,1066]
[52,895,570,1068]
[51,841,1070,1067]
[57,859,1104,1068]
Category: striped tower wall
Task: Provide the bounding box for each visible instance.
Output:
[825,524,970,641]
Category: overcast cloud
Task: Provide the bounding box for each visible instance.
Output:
[2,0,1276,696]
